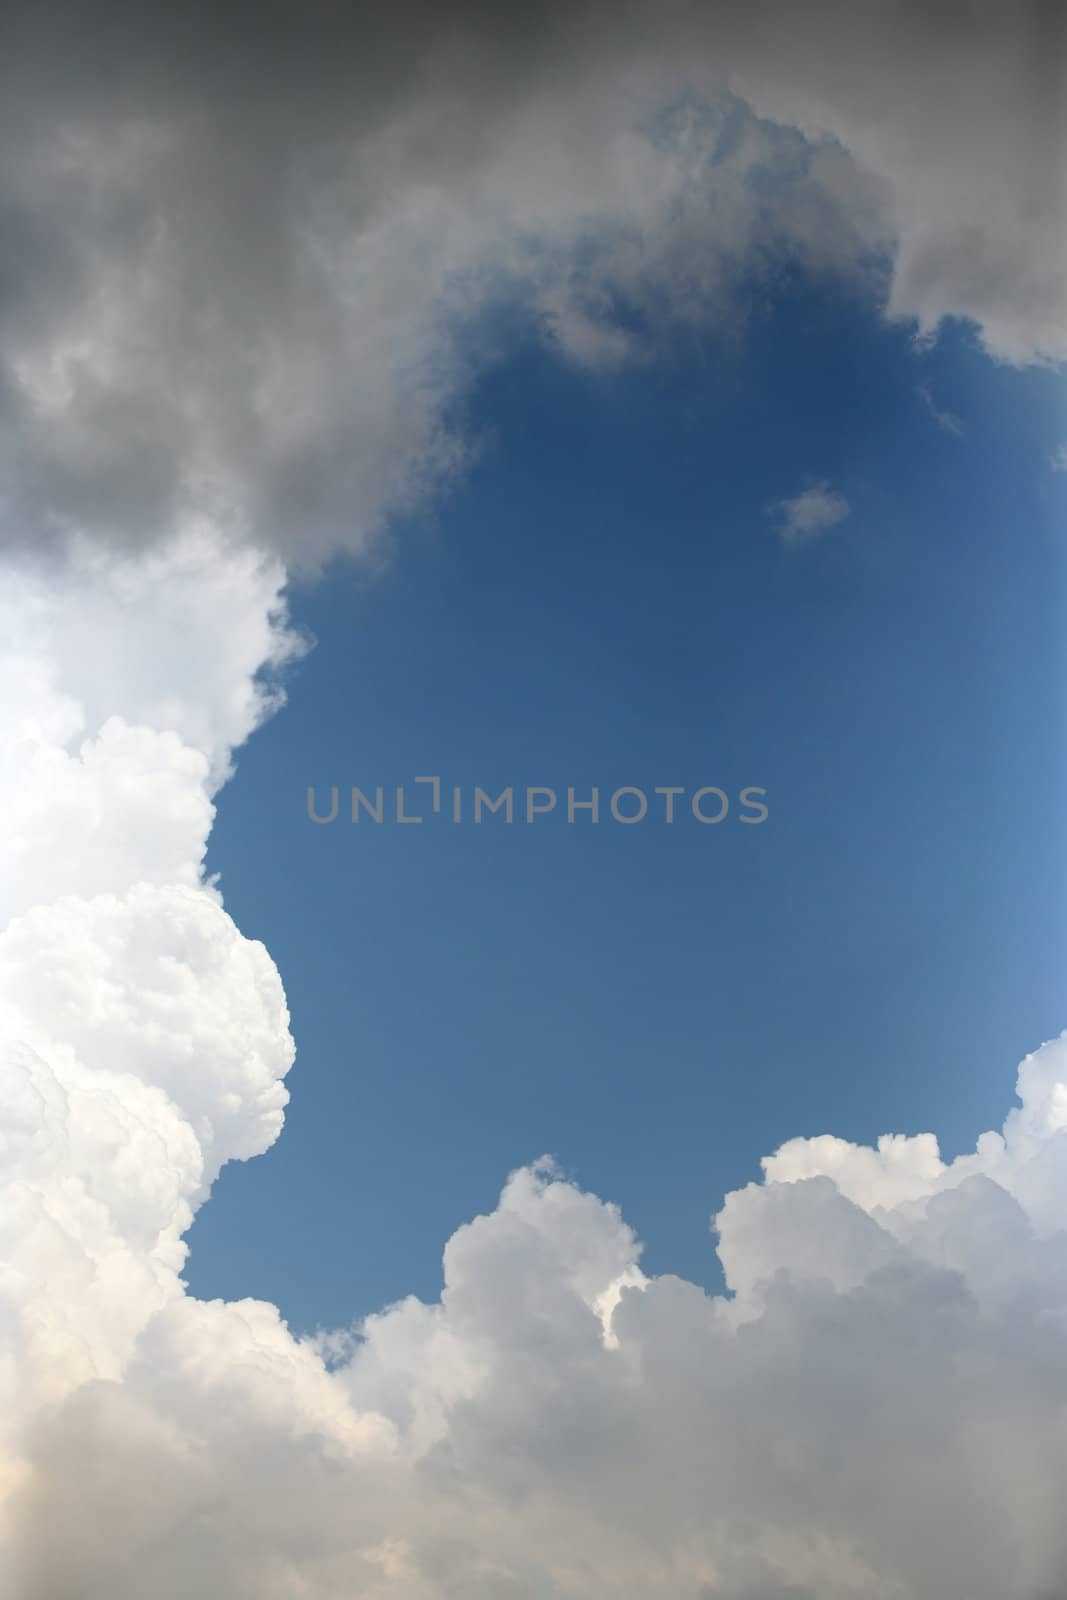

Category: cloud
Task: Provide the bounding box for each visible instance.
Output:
[0,2,1062,567]
[1050,444,1067,471]
[9,1008,1067,1596]
[771,480,850,545]
[917,383,965,437]
[0,537,299,1415]
[0,532,301,921]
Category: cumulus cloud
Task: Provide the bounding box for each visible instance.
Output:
[771,480,850,545]
[0,532,301,924]
[0,537,298,1431]
[3,4,1067,1597]
[9,1005,1067,1597]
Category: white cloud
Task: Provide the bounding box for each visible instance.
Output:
[0,542,302,924]
[917,383,965,437]
[771,480,850,545]
[1050,444,1067,471]
[9,1031,1067,1598]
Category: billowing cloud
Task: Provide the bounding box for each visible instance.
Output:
[0,531,300,920]
[771,480,850,544]
[0,537,299,1429]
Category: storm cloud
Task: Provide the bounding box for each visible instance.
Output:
[0,0,1062,566]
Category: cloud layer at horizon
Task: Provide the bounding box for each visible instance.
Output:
[2,4,1067,1596]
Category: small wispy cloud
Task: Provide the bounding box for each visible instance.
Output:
[917,383,964,436]
[770,480,850,545]
[1049,443,1067,472]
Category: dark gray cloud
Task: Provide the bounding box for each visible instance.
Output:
[0,1,1061,568]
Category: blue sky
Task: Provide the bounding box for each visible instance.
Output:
[188,278,1067,1333]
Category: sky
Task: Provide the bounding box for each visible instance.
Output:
[4,4,1067,1599]
[191,291,1067,1331]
